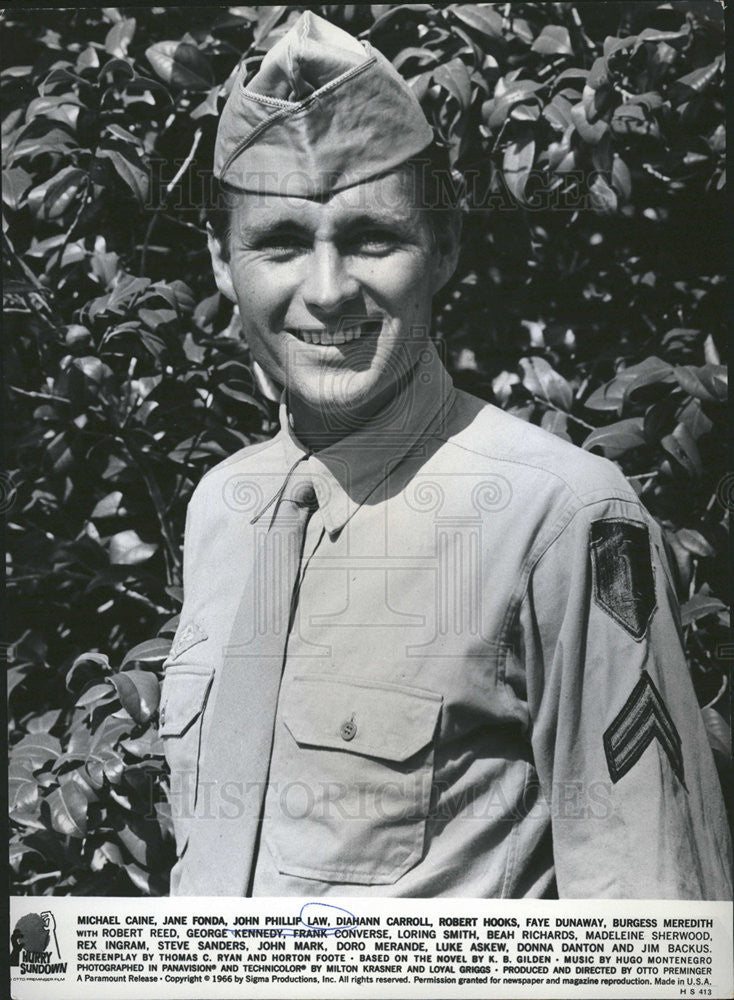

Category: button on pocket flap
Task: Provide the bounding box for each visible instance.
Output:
[282,675,442,762]
[160,665,214,737]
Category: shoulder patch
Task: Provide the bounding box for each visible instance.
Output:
[603,671,684,785]
[590,518,656,640]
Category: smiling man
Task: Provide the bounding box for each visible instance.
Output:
[208,164,456,450]
[160,12,731,899]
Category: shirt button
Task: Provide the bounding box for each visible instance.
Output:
[160,705,166,725]
[290,481,317,510]
[340,718,357,741]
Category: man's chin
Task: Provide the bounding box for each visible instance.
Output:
[287,375,402,435]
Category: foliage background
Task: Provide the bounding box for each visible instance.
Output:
[3,2,729,896]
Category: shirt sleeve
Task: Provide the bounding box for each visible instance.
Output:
[519,493,732,899]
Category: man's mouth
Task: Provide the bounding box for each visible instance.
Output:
[289,320,382,346]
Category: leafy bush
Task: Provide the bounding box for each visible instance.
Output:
[4,3,728,895]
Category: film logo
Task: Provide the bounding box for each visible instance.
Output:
[10,911,67,976]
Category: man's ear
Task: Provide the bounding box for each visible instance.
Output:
[432,209,462,294]
[207,225,236,302]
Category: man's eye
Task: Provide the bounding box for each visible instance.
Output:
[348,230,399,254]
[258,235,309,257]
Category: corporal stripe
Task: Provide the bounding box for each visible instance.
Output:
[604,671,684,785]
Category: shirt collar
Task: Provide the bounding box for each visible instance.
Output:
[273,341,456,536]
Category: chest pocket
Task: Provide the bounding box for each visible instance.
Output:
[265,674,442,885]
[160,663,214,856]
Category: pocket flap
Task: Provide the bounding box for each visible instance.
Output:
[160,665,214,737]
[282,675,442,762]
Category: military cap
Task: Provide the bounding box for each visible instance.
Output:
[213,11,434,197]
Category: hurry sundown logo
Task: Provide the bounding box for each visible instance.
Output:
[10,911,67,975]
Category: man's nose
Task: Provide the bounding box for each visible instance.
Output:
[301,241,360,318]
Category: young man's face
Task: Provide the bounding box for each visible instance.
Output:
[209,167,457,435]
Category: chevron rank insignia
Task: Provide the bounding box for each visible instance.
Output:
[604,671,684,785]
[590,518,656,640]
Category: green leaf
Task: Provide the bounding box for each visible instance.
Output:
[123,860,158,894]
[544,96,575,130]
[97,146,150,202]
[117,821,151,865]
[588,173,617,214]
[253,5,288,47]
[8,665,32,701]
[11,733,62,771]
[9,839,44,874]
[72,356,113,384]
[91,840,125,871]
[571,101,607,144]
[27,165,86,221]
[145,41,214,92]
[75,682,116,709]
[2,166,33,210]
[85,745,124,787]
[47,782,89,838]
[623,357,675,403]
[158,614,180,637]
[67,652,111,692]
[677,397,713,441]
[486,80,543,129]
[661,327,700,350]
[67,724,93,757]
[9,763,39,815]
[26,709,62,734]
[217,383,261,407]
[449,4,503,40]
[191,84,221,120]
[584,372,639,413]
[433,58,472,111]
[531,24,572,57]
[92,491,126,518]
[611,154,631,201]
[673,365,727,403]
[105,123,142,145]
[89,714,134,756]
[503,137,535,201]
[661,423,703,478]
[541,409,571,441]
[519,357,572,410]
[110,670,160,724]
[611,102,659,138]
[105,17,136,58]
[675,529,714,559]
[680,594,727,627]
[77,46,100,72]
[369,4,433,38]
[603,35,636,58]
[108,530,158,565]
[139,307,177,329]
[120,731,165,758]
[673,57,723,100]
[147,279,195,313]
[9,126,78,163]
[121,638,172,667]
[582,418,646,459]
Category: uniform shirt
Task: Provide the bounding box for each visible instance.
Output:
[162,342,731,898]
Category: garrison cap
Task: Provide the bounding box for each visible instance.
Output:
[213,11,434,197]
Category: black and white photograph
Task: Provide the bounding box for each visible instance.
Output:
[4,2,732,997]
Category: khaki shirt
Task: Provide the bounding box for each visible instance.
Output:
[162,343,731,897]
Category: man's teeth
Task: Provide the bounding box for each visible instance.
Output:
[298,324,376,345]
